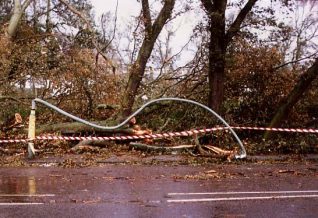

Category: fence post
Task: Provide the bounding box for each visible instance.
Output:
[27,107,36,159]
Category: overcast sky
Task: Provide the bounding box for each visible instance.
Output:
[91,0,140,21]
[89,0,318,66]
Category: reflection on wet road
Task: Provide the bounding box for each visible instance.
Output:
[0,164,317,217]
[0,175,56,205]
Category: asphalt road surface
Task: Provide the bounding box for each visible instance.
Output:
[0,162,318,218]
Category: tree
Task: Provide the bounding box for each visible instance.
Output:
[1,0,97,80]
[0,0,106,118]
[200,0,258,112]
[120,0,175,117]
[265,58,318,139]
[6,0,33,39]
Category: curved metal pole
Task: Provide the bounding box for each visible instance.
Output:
[32,98,246,159]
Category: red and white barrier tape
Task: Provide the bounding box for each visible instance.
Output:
[0,139,29,143]
[1,126,318,144]
[0,127,223,144]
[231,126,318,134]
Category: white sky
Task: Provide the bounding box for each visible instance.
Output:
[89,0,318,66]
[91,0,140,21]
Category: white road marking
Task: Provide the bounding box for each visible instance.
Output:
[168,190,318,196]
[0,203,44,206]
[167,194,318,203]
[0,194,55,197]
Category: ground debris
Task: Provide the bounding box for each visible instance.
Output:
[172,171,235,180]
[0,113,23,134]
[71,144,100,153]
[0,147,24,155]
[83,197,101,204]
[278,169,295,174]
[204,169,217,174]
[129,142,195,153]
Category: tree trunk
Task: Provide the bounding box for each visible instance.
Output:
[121,41,154,117]
[207,2,227,112]
[7,0,23,38]
[201,0,257,113]
[265,58,318,139]
[7,0,33,39]
[120,0,175,117]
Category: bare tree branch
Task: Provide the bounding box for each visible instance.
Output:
[0,96,20,102]
[121,0,175,116]
[225,0,258,45]
[131,14,142,63]
[100,0,118,53]
[58,0,92,28]
[265,58,318,139]
[21,0,34,11]
[141,0,152,34]
[274,52,318,70]
[201,0,214,14]
[96,0,119,66]
[152,0,175,37]
[57,0,112,64]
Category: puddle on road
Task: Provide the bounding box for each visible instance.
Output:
[0,175,61,195]
[0,176,39,202]
[0,176,37,195]
[28,176,36,194]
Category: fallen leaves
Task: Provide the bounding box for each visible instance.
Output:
[173,170,235,180]
[70,198,101,204]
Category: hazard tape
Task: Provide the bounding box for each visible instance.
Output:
[231,126,318,134]
[0,127,224,144]
[1,126,318,144]
[0,139,29,143]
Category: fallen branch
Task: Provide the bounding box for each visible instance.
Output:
[193,133,209,156]
[193,133,235,160]
[73,140,110,147]
[34,121,138,135]
[0,96,20,102]
[70,144,100,153]
[1,113,23,133]
[203,145,237,161]
[0,147,24,155]
[129,142,195,153]
[203,145,235,155]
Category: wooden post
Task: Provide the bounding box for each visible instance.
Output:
[27,109,36,158]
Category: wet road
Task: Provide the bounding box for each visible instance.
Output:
[0,162,318,218]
